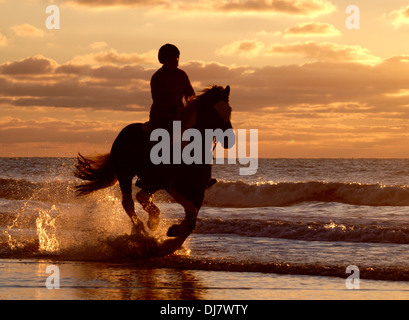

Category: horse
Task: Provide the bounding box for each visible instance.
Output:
[74,85,234,240]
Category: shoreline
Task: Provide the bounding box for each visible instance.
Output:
[0,258,408,300]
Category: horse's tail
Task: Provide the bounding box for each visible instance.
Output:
[74,153,117,196]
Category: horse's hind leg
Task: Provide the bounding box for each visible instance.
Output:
[136,190,160,231]
[118,178,145,229]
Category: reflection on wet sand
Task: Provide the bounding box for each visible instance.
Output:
[2,259,409,300]
[36,261,205,300]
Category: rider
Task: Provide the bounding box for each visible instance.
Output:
[138,44,217,190]
[146,43,195,132]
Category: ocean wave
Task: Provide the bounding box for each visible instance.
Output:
[0,178,77,203]
[194,218,409,244]
[1,238,408,282]
[204,180,409,207]
[2,178,409,208]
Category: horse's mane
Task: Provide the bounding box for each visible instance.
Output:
[178,85,224,129]
[194,85,225,105]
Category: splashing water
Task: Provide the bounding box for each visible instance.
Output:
[36,205,60,254]
[3,201,34,251]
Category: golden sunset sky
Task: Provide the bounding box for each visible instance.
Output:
[1,0,409,157]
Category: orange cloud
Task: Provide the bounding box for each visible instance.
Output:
[268,41,380,64]
[10,24,45,37]
[88,41,109,50]
[0,55,151,111]
[215,0,335,16]
[283,22,341,37]
[2,53,409,114]
[3,52,409,157]
[0,117,125,157]
[386,5,409,28]
[64,0,163,7]
[64,0,336,17]
[217,39,265,58]
[69,48,157,66]
[0,55,57,74]
[0,118,117,144]
[0,32,8,46]
[217,39,380,64]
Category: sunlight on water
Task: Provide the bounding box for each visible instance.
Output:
[3,201,31,250]
[324,220,348,232]
[36,205,60,254]
[4,221,21,250]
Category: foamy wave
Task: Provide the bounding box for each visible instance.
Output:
[2,178,409,208]
[0,178,77,202]
[194,218,409,244]
[204,180,409,207]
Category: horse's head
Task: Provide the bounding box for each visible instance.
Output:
[195,85,235,149]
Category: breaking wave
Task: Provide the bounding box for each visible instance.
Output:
[204,180,409,207]
[2,178,409,207]
[195,218,409,244]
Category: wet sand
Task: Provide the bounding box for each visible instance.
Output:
[0,259,408,300]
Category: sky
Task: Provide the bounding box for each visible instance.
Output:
[1,0,409,158]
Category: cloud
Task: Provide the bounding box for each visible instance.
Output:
[0,54,152,111]
[386,5,409,28]
[2,52,409,157]
[68,48,157,66]
[268,41,380,64]
[63,0,336,17]
[0,55,58,74]
[2,52,409,114]
[217,39,380,64]
[0,118,118,144]
[0,117,124,156]
[214,0,336,16]
[182,56,409,122]
[283,22,341,37]
[10,24,45,37]
[64,0,163,8]
[0,32,8,46]
[89,41,109,50]
[216,39,265,58]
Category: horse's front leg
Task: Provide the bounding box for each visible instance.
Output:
[167,187,198,237]
[136,189,160,231]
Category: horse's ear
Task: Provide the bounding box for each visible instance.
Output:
[224,85,230,97]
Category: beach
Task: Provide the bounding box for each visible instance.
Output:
[1,258,408,300]
[1,158,409,300]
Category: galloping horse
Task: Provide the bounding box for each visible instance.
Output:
[74,85,233,239]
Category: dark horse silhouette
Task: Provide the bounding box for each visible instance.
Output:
[74,85,233,242]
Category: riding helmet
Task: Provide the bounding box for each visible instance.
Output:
[158,44,180,64]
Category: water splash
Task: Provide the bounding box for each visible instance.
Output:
[3,201,32,250]
[36,205,60,254]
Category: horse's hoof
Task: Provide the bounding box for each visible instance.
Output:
[167,224,185,237]
[167,220,196,237]
[147,214,160,231]
[131,216,148,237]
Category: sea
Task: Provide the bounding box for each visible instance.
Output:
[0,157,409,300]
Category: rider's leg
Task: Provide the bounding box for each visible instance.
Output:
[136,189,160,231]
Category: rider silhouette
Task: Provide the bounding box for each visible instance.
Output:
[138,44,217,191]
[146,43,195,132]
